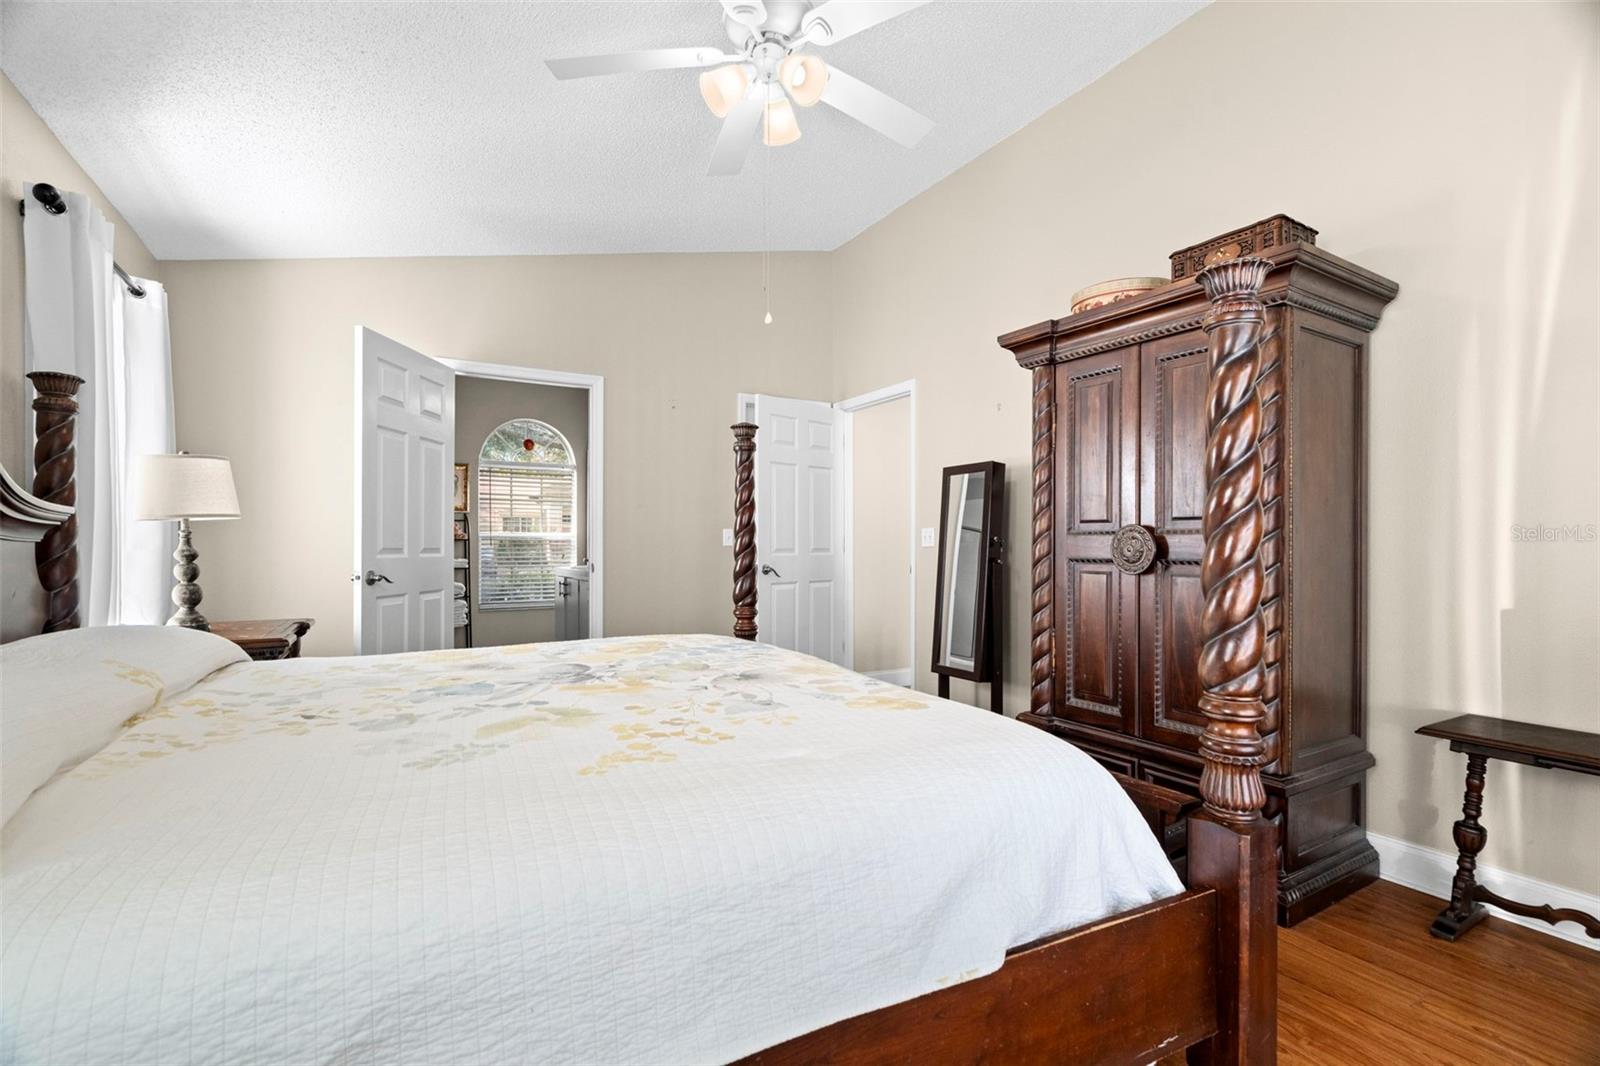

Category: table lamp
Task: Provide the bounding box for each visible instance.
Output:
[134,452,240,630]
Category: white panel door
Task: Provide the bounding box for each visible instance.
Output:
[355,327,454,655]
[753,394,843,664]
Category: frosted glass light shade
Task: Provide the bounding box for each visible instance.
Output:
[699,64,749,118]
[762,96,801,146]
[134,453,240,521]
[778,54,828,107]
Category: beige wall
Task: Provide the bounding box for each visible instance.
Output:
[0,73,161,477]
[455,375,588,648]
[830,1,1599,892]
[849,396,911,675]
[161,252,833,656]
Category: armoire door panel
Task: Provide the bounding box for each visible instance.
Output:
[1141,332,1210,536]
[1058,349,1136,534]
[1053,346,1140,733]
[1138,333,1209,746]
[1074,378,1116,525]
[1071,564,1117,701]
[1156,358,1208,527]
[1057,560,1135,729]
[1139,560,1207,749]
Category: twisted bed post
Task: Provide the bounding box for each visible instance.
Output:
[732,422,757,641]
[27,370,84,633]
[1188,257,1277,1065]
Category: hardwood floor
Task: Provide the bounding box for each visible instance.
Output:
[1280,880,1600,1064]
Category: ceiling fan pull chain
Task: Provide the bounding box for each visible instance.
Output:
[762,105,773,326]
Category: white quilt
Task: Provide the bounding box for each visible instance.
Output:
[1,632,1180,1065]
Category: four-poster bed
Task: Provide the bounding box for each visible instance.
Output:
[3,261,1286,1064]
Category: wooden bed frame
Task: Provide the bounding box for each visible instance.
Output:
[5,260,1278,1064]
[729,260,1281,1064]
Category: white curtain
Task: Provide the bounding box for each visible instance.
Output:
[22,184,176,626]
[113,282,177,624]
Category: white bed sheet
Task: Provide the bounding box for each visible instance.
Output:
[1,633,1181,1065]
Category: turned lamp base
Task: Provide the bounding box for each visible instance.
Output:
[135,453,239,628]
[167,517,210,631]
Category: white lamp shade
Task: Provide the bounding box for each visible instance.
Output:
[762,95,802,147]
[699,64,749,118]
[778,54,828,107]
[134,453,240,521]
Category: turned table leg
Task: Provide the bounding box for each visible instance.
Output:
[1430,752,1490,941]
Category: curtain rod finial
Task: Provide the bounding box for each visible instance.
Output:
[28,183,67,215]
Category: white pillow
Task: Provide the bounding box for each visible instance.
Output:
[0,625,248,826]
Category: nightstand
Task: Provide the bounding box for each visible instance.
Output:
[210,618,314,661]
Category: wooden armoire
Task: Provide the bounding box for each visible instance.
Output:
[999,233,1398,924]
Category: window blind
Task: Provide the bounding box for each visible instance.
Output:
[477,463,576,609]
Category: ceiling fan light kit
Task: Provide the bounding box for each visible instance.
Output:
[778,53,828,107]
[546,0,933,176]
[762,94,802,146]
[699,64,750,118]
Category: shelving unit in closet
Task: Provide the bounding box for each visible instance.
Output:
[453,511,473,648]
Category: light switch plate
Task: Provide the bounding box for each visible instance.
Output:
[920,527,936,548]
[722,528,734,547]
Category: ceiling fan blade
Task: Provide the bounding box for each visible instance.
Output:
[707,85,765,176]
[546,47,738,80]
[800,0,930,45]
[720,0,767,30]
[819,66,932,148]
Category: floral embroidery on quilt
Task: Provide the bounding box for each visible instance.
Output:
[65,635,938,783]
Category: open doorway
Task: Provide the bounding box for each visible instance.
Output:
[353,332,604,655]
[444,360,604,648]
[735,383,915,679]
[838,382,916,684]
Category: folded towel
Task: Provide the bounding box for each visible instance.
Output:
[452,600,469,626]
[452,581,466,599]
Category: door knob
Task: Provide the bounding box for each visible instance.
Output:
[362,570,393,586]
[760,564,782,578]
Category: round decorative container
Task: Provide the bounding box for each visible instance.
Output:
[1069,276,1167,315]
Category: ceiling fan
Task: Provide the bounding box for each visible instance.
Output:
[546,0,934,176]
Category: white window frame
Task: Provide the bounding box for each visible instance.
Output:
[475,420,577,611]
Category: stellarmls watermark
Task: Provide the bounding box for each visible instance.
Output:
[1510,523,1598,543]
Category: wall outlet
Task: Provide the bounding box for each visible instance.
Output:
[722,528,734,547]
[920,527,936,548]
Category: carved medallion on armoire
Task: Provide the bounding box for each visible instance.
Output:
[998,218,1398,924]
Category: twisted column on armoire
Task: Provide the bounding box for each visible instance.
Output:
[1194,257,1273,825]
[1029,365,1055,715]
[1188,256,1277,1065]
[27,370,84,633]
[731,422,758,641]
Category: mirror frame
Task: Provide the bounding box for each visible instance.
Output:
[930,460,1005,684]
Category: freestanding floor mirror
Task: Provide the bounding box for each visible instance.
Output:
[931,461,1004,712]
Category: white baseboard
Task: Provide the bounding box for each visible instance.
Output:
[863,668,913,687]
[1370,831,1598,951]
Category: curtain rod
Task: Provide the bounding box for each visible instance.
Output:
[18,183,147,299]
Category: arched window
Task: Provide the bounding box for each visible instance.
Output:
[477,418,577,609]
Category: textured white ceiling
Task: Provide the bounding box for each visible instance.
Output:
[1,1,1202,259]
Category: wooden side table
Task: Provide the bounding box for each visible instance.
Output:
[210,618,314,661]
[1416,713,1600,942]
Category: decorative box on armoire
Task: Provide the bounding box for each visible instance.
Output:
[998,224,1398,925]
